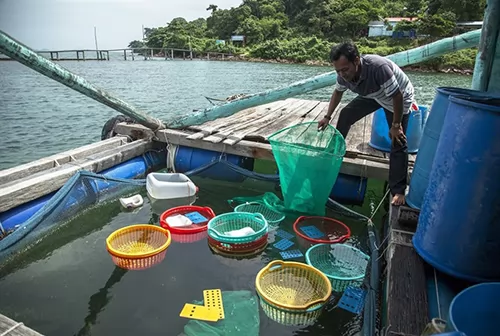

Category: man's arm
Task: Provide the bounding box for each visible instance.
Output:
[377,64,403,125]
[392,90,403,126]
[326,89,344,119]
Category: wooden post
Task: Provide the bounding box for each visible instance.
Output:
[76,51,80,60]
[82,50,86,61]
[124,49,127,60]
[207,52,210,60]
[0,30,165,130]
[150,48,153,58]
[171,49,174,59]
[106,51,109,60]
[131,51,134,60]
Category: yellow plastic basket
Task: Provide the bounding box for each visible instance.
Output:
[255,260,332,326]
[106,224,171,270]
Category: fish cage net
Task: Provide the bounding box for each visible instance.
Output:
[0,171,145,264]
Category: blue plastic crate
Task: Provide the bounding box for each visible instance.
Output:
[338,286,366,315]
[273,239,294,251]
[275,229,294,240]
[300,225,324,239]
[184,211,208,224]
[280,249,303,259]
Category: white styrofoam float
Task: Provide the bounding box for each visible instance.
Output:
[146,172,198,200]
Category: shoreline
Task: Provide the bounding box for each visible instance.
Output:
[211,55,474,75]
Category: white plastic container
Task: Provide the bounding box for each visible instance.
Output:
[119,194,144,209]
[146,172,198,200]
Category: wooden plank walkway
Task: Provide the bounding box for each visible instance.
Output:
[184,98,417,161]
[115,98,416,181]
[0,314,44,335]
[384,204,428,335]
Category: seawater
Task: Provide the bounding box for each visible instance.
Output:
[0,59,472,170]
[0,59,472,335]
[0,170,384,336]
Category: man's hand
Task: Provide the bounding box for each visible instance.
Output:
[318,117,330,131]
[389,124,406,146]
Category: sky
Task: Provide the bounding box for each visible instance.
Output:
[0,0,242,50]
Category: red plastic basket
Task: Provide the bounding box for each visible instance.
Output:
[208,240,268,258]
[208,233,268,254]
[293,216,351,248]
[160,206,215,243]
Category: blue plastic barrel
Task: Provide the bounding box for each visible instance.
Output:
[329,174,367,205]
[406,87,489,210]
[447,283,500,336]
[413,95,500,282]
[369,105,428,154]
[174,146,254,182]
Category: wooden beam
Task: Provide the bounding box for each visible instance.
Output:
[0,140,152,213]
[384,204,429,335]
[0,314,44,336]
[0,137,129,185]
[114,123,391,181]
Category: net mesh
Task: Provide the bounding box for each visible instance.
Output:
[0,171,144,263]
[268,122,346,216]
[181,290,260,336]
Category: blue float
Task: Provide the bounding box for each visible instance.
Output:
[174,146,254,182]
[330,174,367,206]
[368,105,429,154]
[406,87,489,210]
[413,94,500,282]
[0,153,163,232]
[448,283,500,335]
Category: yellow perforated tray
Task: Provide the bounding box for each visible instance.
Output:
[203,289,224,319]
[180,303,219,322]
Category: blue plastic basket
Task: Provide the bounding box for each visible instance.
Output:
[207,212,269,244]
[305,243,369,292]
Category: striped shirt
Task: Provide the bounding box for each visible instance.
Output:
[335,55,415,114]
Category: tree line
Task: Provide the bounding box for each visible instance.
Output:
[128,0,485,69]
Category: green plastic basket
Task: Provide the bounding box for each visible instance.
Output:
[305,243,369,292]
[207,212,269,244]
[234,201,285,228]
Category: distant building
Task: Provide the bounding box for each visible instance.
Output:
[368,17,483,37]
[368,17,417,37]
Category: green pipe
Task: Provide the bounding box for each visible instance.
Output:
[472,0,500,92]
[0,30,165,131]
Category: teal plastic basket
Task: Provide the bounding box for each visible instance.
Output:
[234,201,285,228]
[207,212,269,244]
[305,243,370,292]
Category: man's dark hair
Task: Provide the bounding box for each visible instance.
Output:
[329,41,360,63]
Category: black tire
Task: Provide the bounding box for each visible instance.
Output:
[101,115,136,140]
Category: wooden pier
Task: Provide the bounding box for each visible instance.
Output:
[0,48,234,62]
[383,204,428,335]
[115,98,416,181]
[0,314,43,336]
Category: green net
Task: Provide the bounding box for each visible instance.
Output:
[181,290,260,336]
[268,122,346,216]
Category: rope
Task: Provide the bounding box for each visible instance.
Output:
[0,322,24,336]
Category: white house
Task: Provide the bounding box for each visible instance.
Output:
[368,17,417,37]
